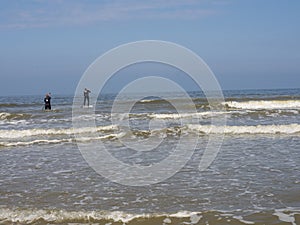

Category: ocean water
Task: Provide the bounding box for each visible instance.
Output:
[0,89,300,225]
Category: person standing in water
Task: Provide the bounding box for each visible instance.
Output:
[44,93,51,110]
[83,88,91,107]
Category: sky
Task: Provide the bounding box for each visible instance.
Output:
[0,0,299,96]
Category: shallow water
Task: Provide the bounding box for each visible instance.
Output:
[0,89,299,224]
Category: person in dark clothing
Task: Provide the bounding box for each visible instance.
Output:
[83,88,91,106]
[44,93,51,110]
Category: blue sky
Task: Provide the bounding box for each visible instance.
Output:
[0,0,299,95]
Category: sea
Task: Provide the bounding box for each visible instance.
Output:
[0,88,299,225]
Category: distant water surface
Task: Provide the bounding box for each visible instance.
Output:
[0,89,299,224]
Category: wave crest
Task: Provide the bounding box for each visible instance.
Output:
[187,124,300,134]
[0,112,31,120]
[0,208,299,225]
[224,100,300,110]
[0,124,299,148]
[0,125,118,139]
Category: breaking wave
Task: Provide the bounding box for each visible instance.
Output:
[1,124,299,148]
[1,124,299,140]
[0,134,122,147]
[0,112,31,120]
[0,125,118,139]
[187,123,300,134]
[0,208,299,225]
[224,100,300,110]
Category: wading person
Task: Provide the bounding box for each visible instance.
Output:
[83,88,91,107]
[44,93,51,110]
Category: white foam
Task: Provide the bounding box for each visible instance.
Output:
[232,215,255,224]
[273,210,297,225]
[0,112,27,120]
[0,208,299,224]
[140,99,155,103]
[0,138,73,147]
[163,217,172,223]
[0,208,206,224]
[187,124,300,134]
[169,211,196,218]
[0,125,119,139]
[189,214,202,224]
[0,133,122,147]
[224,100,300,110]
[150,111,228,120]
[0,112,11,119]
[1,123,300,147]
